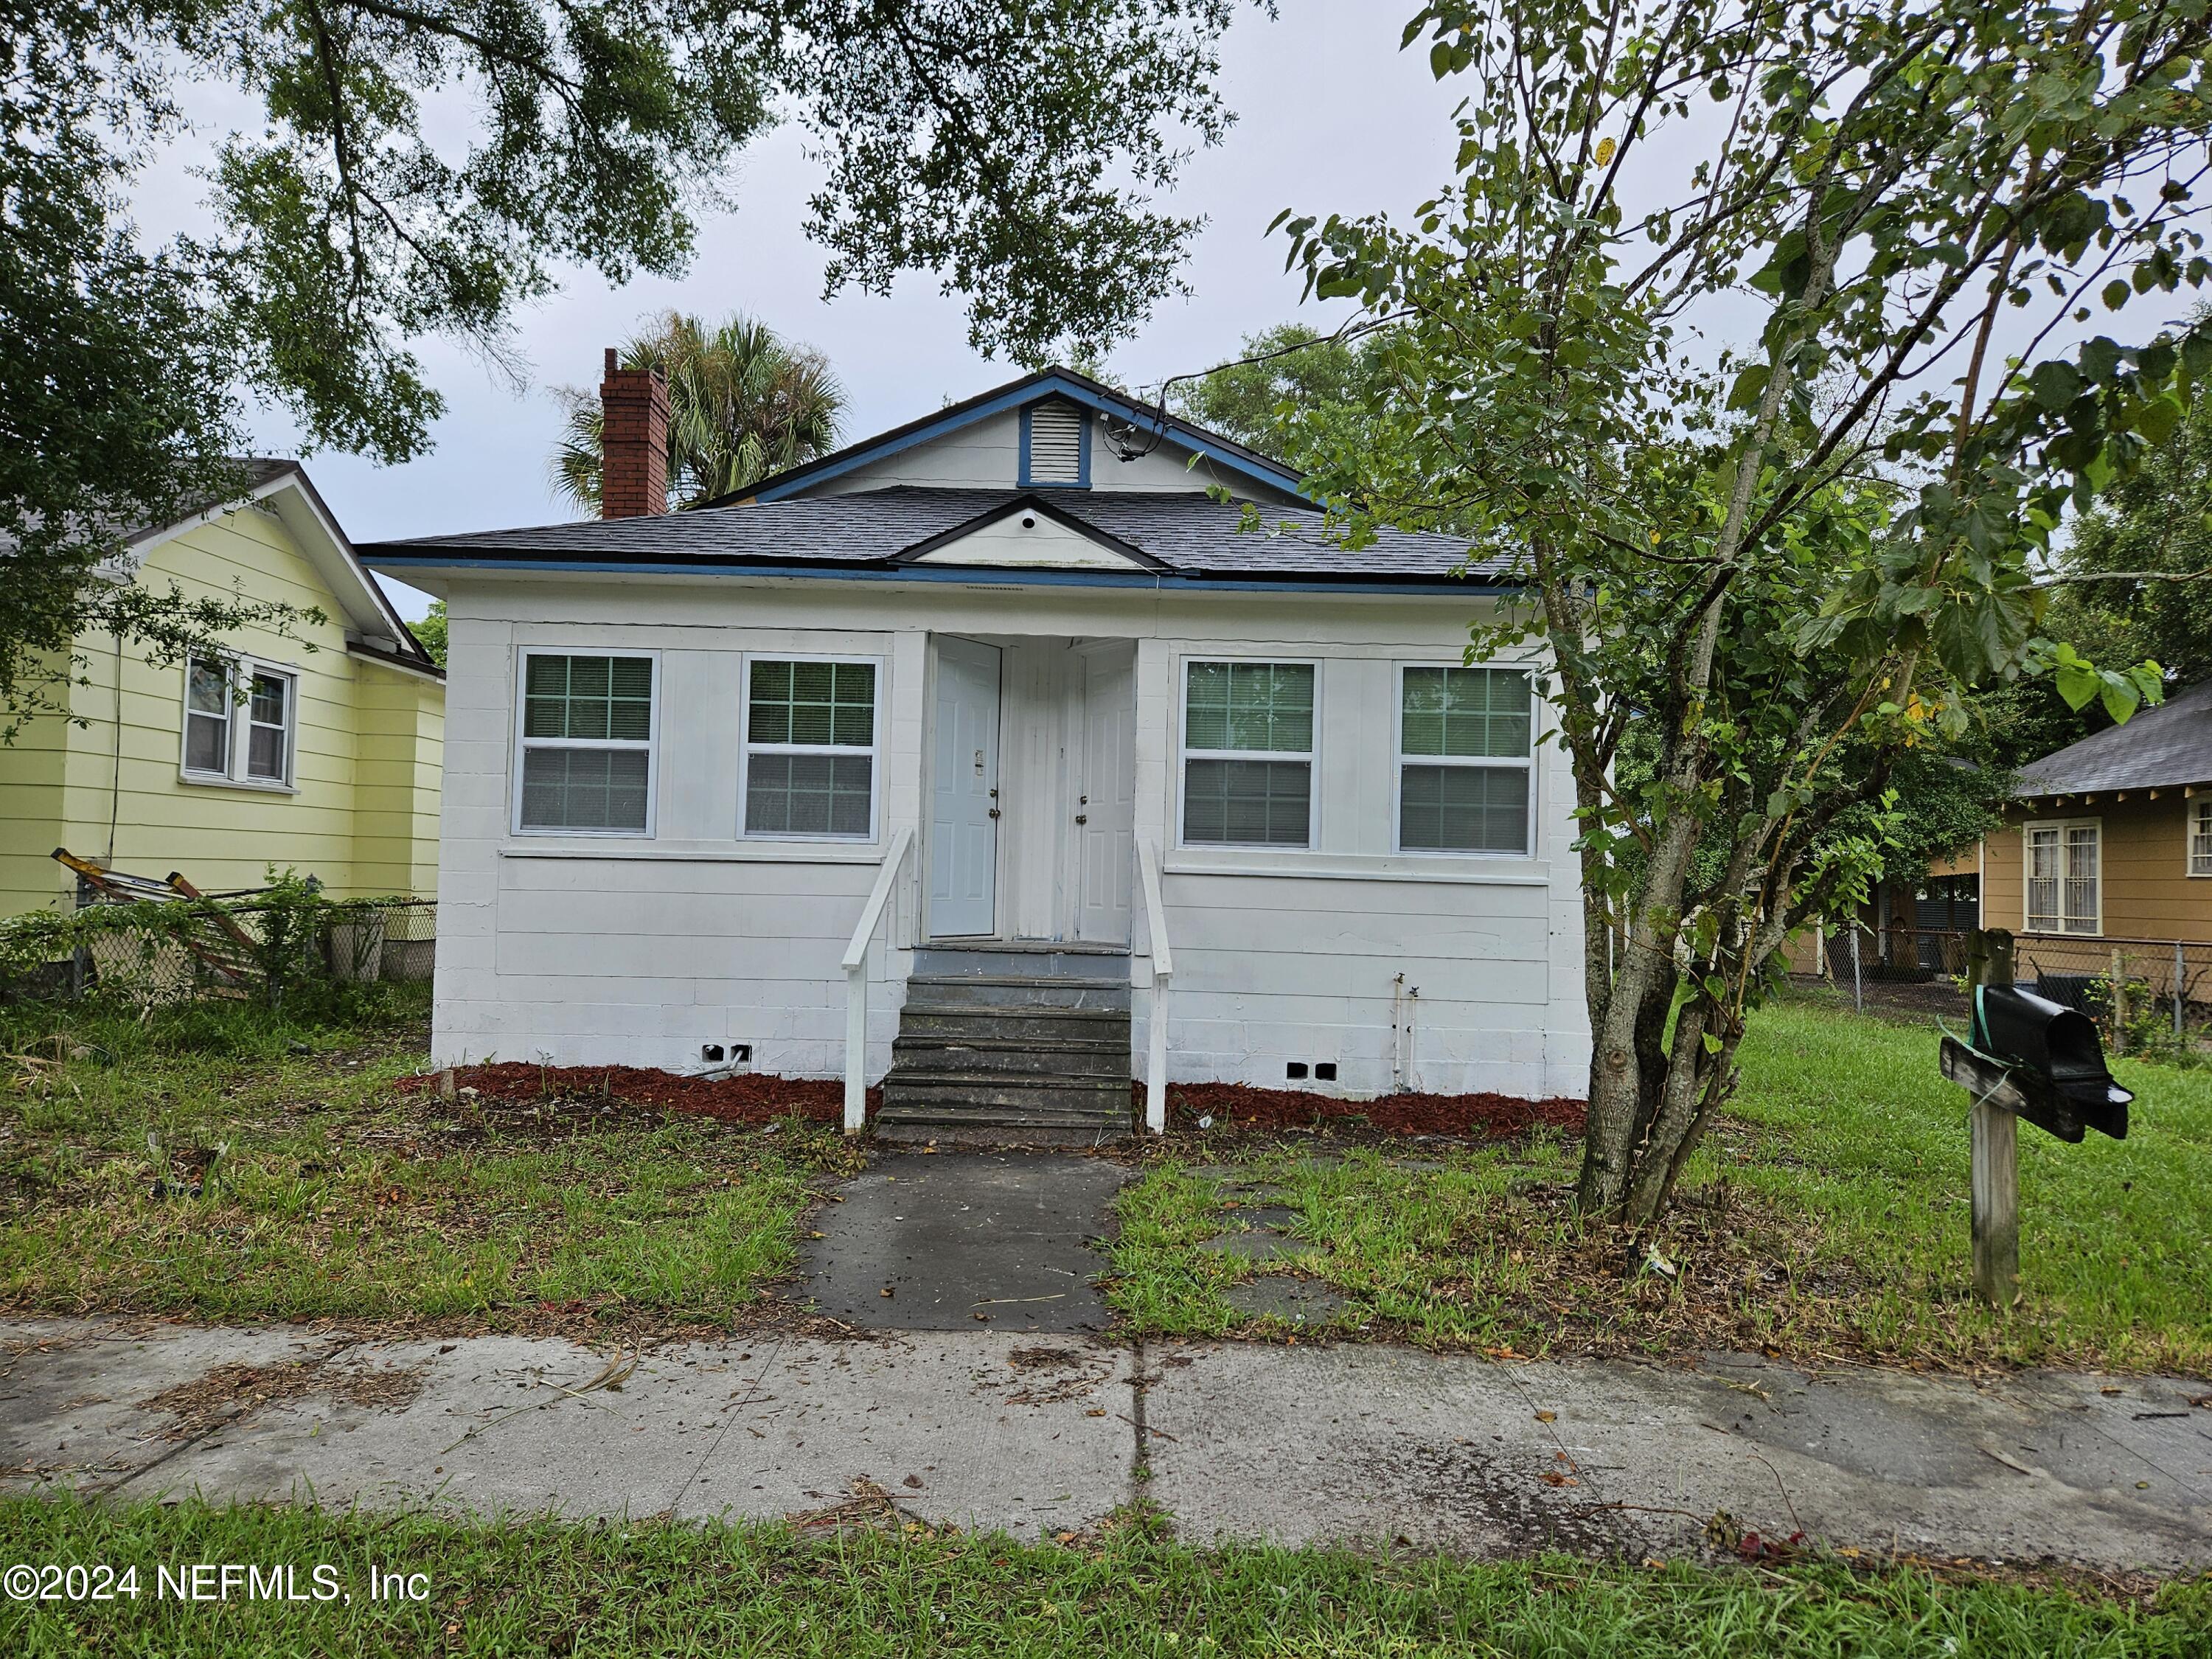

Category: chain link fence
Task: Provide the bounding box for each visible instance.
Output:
[1807,923,2212,1058]
[0,889,436,1010]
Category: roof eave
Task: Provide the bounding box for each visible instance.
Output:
[357,549,1516,595]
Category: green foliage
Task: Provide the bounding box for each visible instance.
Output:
[1985,355,2212,761]
[1274,0,2212,1224]
[1111,997,2212,1374]
[0,988,853,1326]
[552,311,846,512]
[2,0,1245,726]
[5,1494,2206,1655]
[0,869,417,1020]
[409,601,448,667]
[1169,322,1399,471]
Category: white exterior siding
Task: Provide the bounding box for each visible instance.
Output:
[431,576,1590,1099]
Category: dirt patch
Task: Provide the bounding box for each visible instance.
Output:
[1373,1176,1902,1368]
[397,1064,877,1127]
[1006,1345,1085,1371]
[142,1353,427,1439]
[1161,1081,1584,1139]
[785,1476,953,1537]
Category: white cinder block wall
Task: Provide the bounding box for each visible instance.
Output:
[432,576,1590,1099]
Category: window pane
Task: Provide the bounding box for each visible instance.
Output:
[520,748,650,832]
[2025,828,2057,931]
[1183,759,1311,846]
[524,655,651,742]
[1185,662,1312,754]
[1403,667,1531,758]
[2064,825,2098,933]
[1185,662,1230,749]
[745,753,873,836]
[186,712,228,773]
[748,660,793,743]
[188,657,229,715]
[1399,765,1530,852]
[2194,803,2212,877]
[247,723,285,781]
[749,658,874,749]
[249,672,286,726]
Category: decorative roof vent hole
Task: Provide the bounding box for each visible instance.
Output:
[1023,403,1088,487]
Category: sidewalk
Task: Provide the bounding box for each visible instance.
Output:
[3,1318,2206,1572]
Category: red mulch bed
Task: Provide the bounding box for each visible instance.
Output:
[1163,1081,1584,1139]
[397,1064,1580,1139]
[397,1063,861,1127]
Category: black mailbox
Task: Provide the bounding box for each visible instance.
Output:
[1970,985,2132,1143]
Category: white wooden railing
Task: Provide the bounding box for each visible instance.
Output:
[1138,840,1173,1134]
[841,826,914,1135]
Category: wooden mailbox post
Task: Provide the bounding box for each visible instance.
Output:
[1941,928,2134,1309]
[1955,929,2018,1306]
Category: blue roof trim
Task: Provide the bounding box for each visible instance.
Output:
[754,374,1307,504]
[364,554,1515,598]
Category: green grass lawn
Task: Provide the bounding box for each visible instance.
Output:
[1,1492,2202,1658]
[0,990,857,1330]
[1108,994,2212,1374]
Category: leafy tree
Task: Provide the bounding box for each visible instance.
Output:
[2047,366,2212,684]
[410,601,448,668]
[1171,323,1396,468]
[552,312,845,512]
[1280,0,2208,1228]
[1969,346,2212,765]
[2,0,1248,730]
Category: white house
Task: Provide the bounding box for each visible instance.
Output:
[362,363,1590,1138]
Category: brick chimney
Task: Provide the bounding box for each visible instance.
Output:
[599,347,669,518]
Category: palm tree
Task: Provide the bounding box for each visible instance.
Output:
[552,313,845,512]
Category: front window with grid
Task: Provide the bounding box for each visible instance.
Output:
[2193,799,2212,877]
[1398,667,1533,854]
[2025,821,2099,934]
[1181,661,1315,847]
[517,653,655,833]
[743,660,878,838]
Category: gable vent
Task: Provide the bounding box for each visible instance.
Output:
[1021,402,1089,487]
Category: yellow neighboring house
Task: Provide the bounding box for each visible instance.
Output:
[0,459,444,917]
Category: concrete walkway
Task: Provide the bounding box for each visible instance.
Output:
[4,1319,2208,1571]
[799,1152,1125,1334]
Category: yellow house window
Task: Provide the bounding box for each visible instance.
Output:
[183,653,296,788]
[2192,799,2212,877]
[184,655,231,775]
[2025,820,2100,934]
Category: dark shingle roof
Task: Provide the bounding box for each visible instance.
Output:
[2017,678,2212,795]
[358,487,1511,585]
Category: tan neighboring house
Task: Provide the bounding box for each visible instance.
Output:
[0,461,445,917]
[1978,678,2212,945]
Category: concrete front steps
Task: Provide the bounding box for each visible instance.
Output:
[876,944,1134,1143]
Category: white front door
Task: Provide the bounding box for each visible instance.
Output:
[929,637,1001,937]
[1076,644,1136,944]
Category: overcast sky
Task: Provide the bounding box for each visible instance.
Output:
[243,4,1468,623]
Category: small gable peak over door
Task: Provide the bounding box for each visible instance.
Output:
[902,498,1161,574]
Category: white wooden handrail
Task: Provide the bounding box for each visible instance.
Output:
[843,825,914,1134]
[1138,840,1172,1134]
